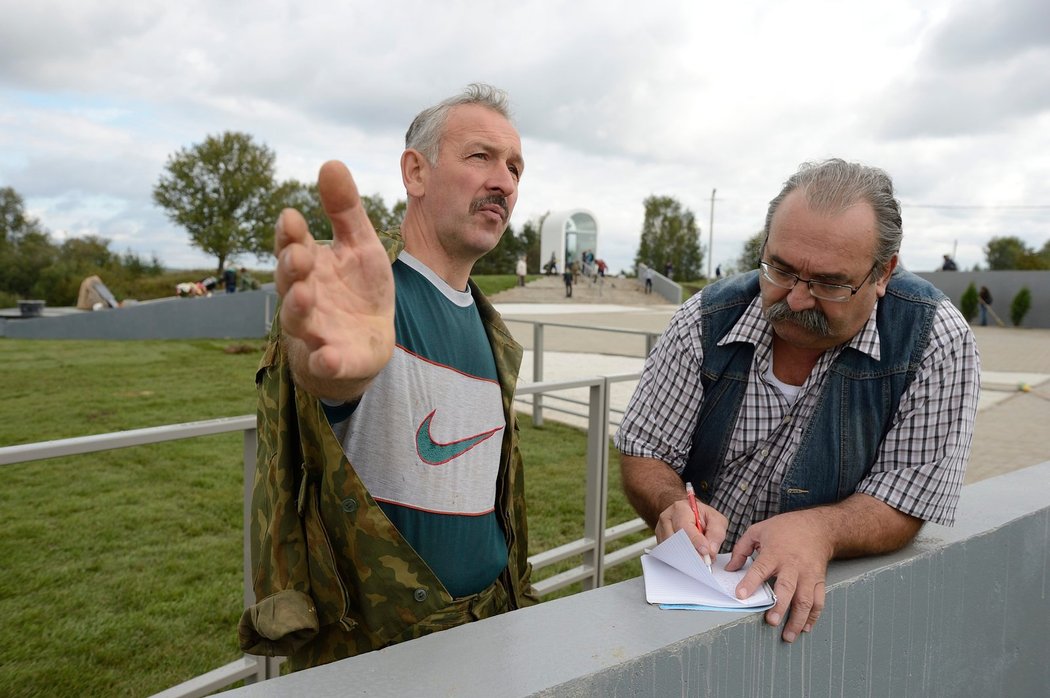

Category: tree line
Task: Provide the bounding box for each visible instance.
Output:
[5,129,1046,308]
[732,230,1050,275]
[151,131,707,280]
[0,187,164,308]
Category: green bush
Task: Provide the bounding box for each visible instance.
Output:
[959,282,978,322]
[1010,286,1032,327]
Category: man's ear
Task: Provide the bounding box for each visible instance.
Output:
[401,149,427,198]
[874,254,899,297]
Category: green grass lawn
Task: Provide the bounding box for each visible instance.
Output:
[0,338,644,696]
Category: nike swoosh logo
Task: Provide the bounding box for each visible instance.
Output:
[415,409,502,465]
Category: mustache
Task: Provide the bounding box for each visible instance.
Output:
[764,299,831,337]
[470,194,509,221]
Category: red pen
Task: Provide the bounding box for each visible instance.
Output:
[685,481,713,572]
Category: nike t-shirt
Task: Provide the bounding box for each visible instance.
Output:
[323,251,508,598]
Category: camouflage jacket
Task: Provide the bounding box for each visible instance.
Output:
[238,231,537,667]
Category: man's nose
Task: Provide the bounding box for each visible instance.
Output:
[487,163,517,196]
[786,282,817,311]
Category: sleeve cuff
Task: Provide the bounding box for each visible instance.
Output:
[238,589,319,656]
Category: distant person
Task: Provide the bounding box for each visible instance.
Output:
[644,267,653,294]
[562,267,574,297]
[544,252,557,275]
[223,265,238,293]
[237,267,259,291]
[516,256,527,287]
[715,264,722,279]
[979,285,993,326]
[664,261,673,279]
[617,158,979,644]
[941,254,958,271]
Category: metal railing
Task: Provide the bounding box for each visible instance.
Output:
[0,373,648,697]
[502,319,659,428]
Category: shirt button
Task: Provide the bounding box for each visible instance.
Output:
[761,448,769,456]
[341,497,358,513]
[739,483,748,492]
[413,588,428,603]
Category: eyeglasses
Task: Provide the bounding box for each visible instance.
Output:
[759,261,877,303]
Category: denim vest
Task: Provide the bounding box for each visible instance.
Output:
[683,268,945,514]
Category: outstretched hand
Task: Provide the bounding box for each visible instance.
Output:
[275,160,395,402]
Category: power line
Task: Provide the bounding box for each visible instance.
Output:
[902,203,1050,210]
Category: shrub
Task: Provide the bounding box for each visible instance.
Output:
[1010,286,1032,327]
[959,282,978,322]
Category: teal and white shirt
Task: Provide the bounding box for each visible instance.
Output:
[323,251,508,598]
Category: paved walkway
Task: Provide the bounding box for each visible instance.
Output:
[494,273,672,305]
[493,299,1050,485]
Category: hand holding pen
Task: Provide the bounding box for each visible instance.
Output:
[685,482,714,572]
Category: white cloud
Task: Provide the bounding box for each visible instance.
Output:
[1,0,1048,275]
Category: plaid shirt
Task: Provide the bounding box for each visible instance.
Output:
[615,292,980,546]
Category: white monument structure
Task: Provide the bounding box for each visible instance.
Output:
[539,209,599,275]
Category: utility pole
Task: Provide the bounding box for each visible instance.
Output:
[708,188,716,279]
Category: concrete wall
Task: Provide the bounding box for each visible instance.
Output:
[226,461,1050,698]
[0,287,277,340]
[637,263,682,305]
[917,270,1050,328]
[227,461,1050,696]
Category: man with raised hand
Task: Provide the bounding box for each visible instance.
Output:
[239,84,537,670]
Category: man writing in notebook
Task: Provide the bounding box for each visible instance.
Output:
[239,84,538,669]
[616,158,980,643]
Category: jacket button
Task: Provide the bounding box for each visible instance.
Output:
[698,481,709,492]
[413,588,428,603]
[341,498,358,513]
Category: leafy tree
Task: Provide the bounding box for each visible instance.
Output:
[1010,287,1032,327]
[120,249,163,277]
[0,189,57,299]
[261,183,405,254]
[0,186,171,305]
[361,193,405,233]
[1039,240,1050,268]
[153,132,277,273]
[519,218,541,273]
[473,221,525,275]
[984,235,1049,270]
[1,188,54,301]
[1,186,46,246]
[62,235,117,269]
[960,282,979,322]
[634,195,703,281]
[266,179,331,246]
[737,230,765,273]
[2,229,57,300]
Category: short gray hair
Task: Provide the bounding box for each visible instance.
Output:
[405,83,513,166]
[763,158,902,278]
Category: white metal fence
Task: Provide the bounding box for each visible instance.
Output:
[0,376,650,697]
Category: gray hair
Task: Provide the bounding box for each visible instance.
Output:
[763,158,902,278]
[405,83,513,166]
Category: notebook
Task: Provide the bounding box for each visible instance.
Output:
[641,529,776,611]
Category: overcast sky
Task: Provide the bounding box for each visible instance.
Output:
[2,0,1049,276]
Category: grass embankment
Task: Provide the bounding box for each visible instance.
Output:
[0,337,643,696]
[114,270,514,304]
